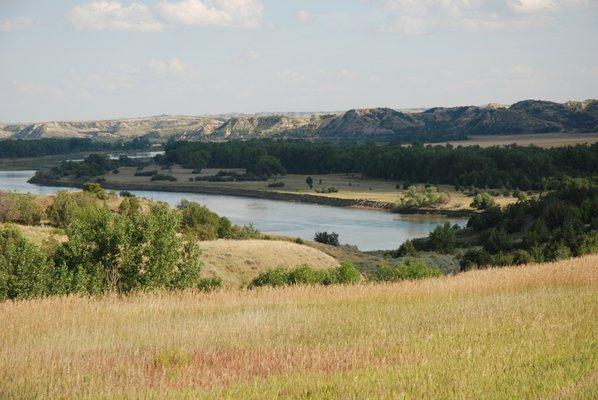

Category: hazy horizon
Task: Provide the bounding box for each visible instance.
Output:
[1,0,597,123]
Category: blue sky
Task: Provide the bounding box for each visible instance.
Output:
[1,0,597,122]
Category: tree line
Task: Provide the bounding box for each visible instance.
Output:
[0,137,150,159]
[162,139,597,190]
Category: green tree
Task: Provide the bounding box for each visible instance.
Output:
[470,192,496,210]
[306,176,314,189]
[429,222,458,254]
[253,155,286,178]
[0,226,51,301]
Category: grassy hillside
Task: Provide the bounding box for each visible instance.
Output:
[1,255,596,399]
[199,239,339,287]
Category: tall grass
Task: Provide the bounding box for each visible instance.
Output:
[1,255,597,399]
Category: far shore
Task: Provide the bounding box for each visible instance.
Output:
[30,177,476,218]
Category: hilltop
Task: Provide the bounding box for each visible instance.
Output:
[2,99,597,143]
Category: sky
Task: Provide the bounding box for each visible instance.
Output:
[0,0,597,123]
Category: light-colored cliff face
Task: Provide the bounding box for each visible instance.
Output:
[2,99,596,142]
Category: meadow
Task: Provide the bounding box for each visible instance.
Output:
[1,255,596,399]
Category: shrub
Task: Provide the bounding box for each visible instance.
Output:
[83,182,108,200]
[372,259,442,282]
[151,174,177,182]
[268,181,285,188]
[178,200,232,240]
[0,226,52,301]
[249,262,361,288]
[314,231,340,246]
[135,170,158,177]
[470,192,496,210]
[398,186,449,209]
[460,248,492,271]
[46,191,103,228]
[429,222,459,254]
[53,203,204,294]
[0,193,43,226]
[119,190,135,198]
[394,240,417,257]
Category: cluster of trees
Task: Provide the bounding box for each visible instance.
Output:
[162,140,597,190]
[397,185,450,209]
[30,154,149,183]
[415,178,598,269]
[0,138,150,159]
[0,201,216,301]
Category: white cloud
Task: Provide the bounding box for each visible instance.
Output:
[155,0,264,28]
[296,10,314,23]
[67,0,264,31]
[148,57,192,74]
[379,0,591,35]
[1,17,33,32]
[67,1,165,31]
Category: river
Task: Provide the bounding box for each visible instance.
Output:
[0,170,468,251]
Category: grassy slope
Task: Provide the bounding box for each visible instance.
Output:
[199,239,339,287]
[1,255,596,399]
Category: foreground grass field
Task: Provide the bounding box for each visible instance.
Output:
[1,255,596,399]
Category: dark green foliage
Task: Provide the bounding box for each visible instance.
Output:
[178,200,233,240]
[163,140,597,190]
[0,138,149,159]
[0,226,52,301]
[119,190,135,198]
[459,248,492,271]
[135,169,158,177]
[394,240,418,257]
[429,223,459,254]
[372,259,442,282]
[457,177,598,267]
[268,181,285,188]
[249,262,361,288]
[314,231,340,246]
[0,193,43,226]
[306,176,314,189]
[151,174,177,182]
[252,155,286,178]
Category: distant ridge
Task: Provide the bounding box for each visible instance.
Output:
[1,99,596,142]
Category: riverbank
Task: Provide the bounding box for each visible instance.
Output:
[32,178,478,217]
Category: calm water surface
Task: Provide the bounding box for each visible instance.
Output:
[0,170,468,251]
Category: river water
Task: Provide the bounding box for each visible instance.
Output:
[0,170,468,251]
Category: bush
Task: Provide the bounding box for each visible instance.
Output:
[314,231,340,246]
[135,170,158,177]
[268,181,285,188]
[249,262,361,288]
[394,240,417,257]
[470,192,496,210]
[53,203,204,294]
[83,182,108,200]
[459,248,491,271]
[372,259,442,282]
[0,193,43,226]
[119,190,135,198]
[46,191,103,228]
[398,186,449,209]
[151,174,177,182]
[429,222,459,254]
[0,226,52,301]
[178,200,233,240]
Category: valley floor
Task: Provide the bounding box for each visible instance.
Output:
[1,255,596,399]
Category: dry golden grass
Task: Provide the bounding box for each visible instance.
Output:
[1,255,596,399]
[198,239,339,287]
[435,133,598,148]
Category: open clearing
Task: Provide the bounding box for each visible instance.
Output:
[434,132,598,148]
[199,239,339,287]
[1,255,596,399]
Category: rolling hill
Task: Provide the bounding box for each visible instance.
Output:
[2,99,597,143]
